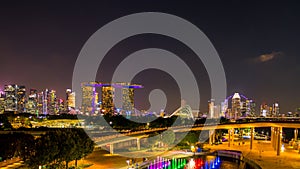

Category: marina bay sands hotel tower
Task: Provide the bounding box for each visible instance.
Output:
[81,82,143,115]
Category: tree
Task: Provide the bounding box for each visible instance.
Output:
[147,133,160,149]
[0,133,17,160]
[16,133,35,161]
[28,131,60,168]
[27,129,94,169]
[161,130,175,147]
[73,129,94,167]
[180,132,199,146]
[0,115,12,130]
[55,129,77,169]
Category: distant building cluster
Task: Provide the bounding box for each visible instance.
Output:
[0,84,75,115]
[260,102,280,117]
[208,93,256,120]
[208,92,282,120]
[80,82,142,116]
[0,82,143,116]
[0,83,289,119]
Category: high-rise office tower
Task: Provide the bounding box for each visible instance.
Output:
[214,104,221,118]
[208,99,215,118]
[37,92,44,114]
[81,82,97,114]
[122,87,134,114]
[249,100,256,117]
[48,90,58,114]
[232,92,241,119]
[26,89,38,114]
[37,89,49,115]
[101,86,115,115]
[17,86,26,113]
[58,99,65,112]
[272,102,280,117]
[260,103,269,117]
[82,82,142,115]
[4,84,18,112]
[241,99,255,117]
[3,84,26,113]
[0,91,5,114]
[208,99,224,119]
[66,89,76,110]
[221,100,228,117]
[241,100,247,117]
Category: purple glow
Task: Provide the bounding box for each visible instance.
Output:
[85,82,143,88]
[226,93,249,100]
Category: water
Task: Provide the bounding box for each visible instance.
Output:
[145,156,245,169]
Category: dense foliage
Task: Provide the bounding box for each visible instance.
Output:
[0,115,12,130]
[0,128,94,169]
[28,128,94,169]
[0,132,34,160]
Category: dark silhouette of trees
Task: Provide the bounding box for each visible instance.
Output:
[27,129,94,169]
[0,115,12,130]
[0,133,34,161]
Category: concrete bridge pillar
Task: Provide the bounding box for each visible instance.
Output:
[240,128,243,140]
[137,138,140,150]
[271,127,274,148]
[294,128,298,141]
[228,128,233,147]
[212,130,216,144]
[274,127,278,151]
[277,127,282,156]
[209,130,215,145]
[110,143,114,154]
[250,127,254,150]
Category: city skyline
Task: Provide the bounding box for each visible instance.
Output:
[1,1,300,113]
[1,2,300,169]
[0,82,290,118]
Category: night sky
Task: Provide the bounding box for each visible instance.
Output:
[0,1,300,113]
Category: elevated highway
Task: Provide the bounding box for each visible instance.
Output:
[91,120,300,156]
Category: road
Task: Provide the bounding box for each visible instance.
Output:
[205,140,300,169]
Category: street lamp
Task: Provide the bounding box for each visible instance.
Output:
[126,159,130,168]
[191,146,196,156]
[281,144,285,152]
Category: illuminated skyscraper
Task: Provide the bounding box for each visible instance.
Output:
[260,103,269,117]
[214,104,221,118]
[241,99,254,117]
[4,85,19,112]
[122,87,134,114]
[101,86,115,115]
[37,89,49,115]
[57,99,65,112]
[245,100,256,117]
[82,82,142,115]
[37,92,44,114]
[26,89,38,114]
[3,84,26,113]
[66,89,76,110]
[4,84,17,112]
[221,100,228,117]
[81,82,97,114]
[272,102,279,117]
[17,86,26,113]
[95,92,99,109]
[208,99,221,119]
[0,91,5,114]
[48,90,58,114]
[208,99,215,118]
[232,92,241,119]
